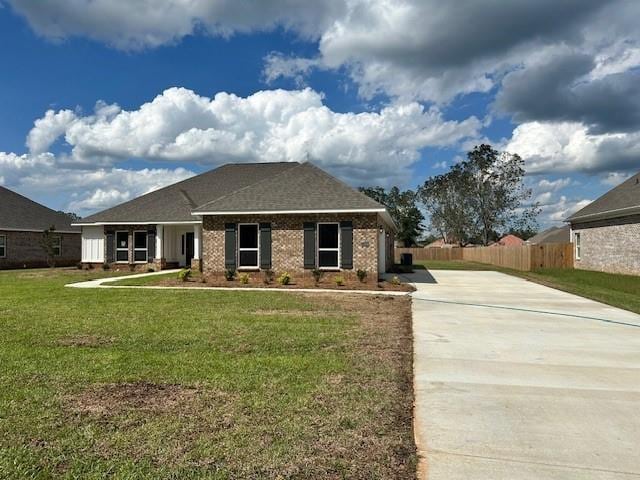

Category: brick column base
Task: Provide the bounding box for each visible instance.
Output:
[152,258,166,271]
[190,259,202,272]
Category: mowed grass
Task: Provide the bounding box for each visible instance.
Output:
[419,260,640,314]
[0,269,416,479]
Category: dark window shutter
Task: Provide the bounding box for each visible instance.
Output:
[259,223,271,269]
[147,229,156,262]
[105,231,115,263]
[225,223,236,270]
[303,222,316,269]
[340,221,353,269]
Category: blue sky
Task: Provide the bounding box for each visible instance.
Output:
[1,1,639,229]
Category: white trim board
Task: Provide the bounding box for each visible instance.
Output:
[73,221,202,226]
[0,227,79,234]
[192,208,386,215]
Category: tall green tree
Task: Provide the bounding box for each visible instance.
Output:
[359,186,424,247]
[418,144,539,246]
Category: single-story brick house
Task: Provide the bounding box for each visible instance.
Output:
[0,186,81,269]
[76,162,396,281]
[566,170,640,275]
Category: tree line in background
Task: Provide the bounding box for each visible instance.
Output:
[360,144,540,247]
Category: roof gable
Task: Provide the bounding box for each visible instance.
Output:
[0,186,78,232]
[567,170,640,222]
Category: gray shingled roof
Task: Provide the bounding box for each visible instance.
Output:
[79,162,388,225]
[0,186,79,232]
[79,162,299,223]
[192,163,384,214]
[566,170,640,222]
[526,226,570,244]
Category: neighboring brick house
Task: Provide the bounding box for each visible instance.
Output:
[566,170,640,275]
[0,186,80,269]
[76,162,396,282]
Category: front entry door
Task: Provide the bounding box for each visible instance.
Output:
[185,232,194,266]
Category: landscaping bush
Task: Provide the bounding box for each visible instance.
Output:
[334,275,345,287]
[311,268,324,285]
[101,263,110,270]
[390,275,401,286]
[224,269,236,281]
[178,269,191,282]
[263,269,274,285]
[356,269,367,282]
[239,273,250,284]
[277,272,291,285]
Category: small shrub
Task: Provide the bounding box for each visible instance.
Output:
[224,269,236,281]
[356,269,367,283]
[178,268,191,282]
[76,262,83,270]
[101,263,110,271]
[311,268,324,285]
[263,269,274,285]
[147,267,154,273]
[239,273,250,284]
[334,275,345,287]
[390,275,401,286]
[128,263,136,272]
[277,272,291,285]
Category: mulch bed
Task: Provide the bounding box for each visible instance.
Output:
[157,275,415,292]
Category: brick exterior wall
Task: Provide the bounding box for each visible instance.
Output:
[572,214,640,275]
[202,213,385,282]
[0,230,80,269]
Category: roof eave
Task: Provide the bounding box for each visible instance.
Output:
[73,220,202,226]
[566,204,640,223]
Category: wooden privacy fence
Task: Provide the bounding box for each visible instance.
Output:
[395,242,574,271]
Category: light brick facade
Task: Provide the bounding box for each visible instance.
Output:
[202,213,391,282]
[0,230,80,269]
[572,214,640,275]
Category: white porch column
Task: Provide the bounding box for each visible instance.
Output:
[155,224,164,260]
[193,224,202,260]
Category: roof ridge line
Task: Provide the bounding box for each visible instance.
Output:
[192,162,303,211]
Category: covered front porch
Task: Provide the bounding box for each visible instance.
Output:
[154,223,202,270]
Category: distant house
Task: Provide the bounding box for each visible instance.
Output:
[75,162,396,281]
[423,238,458,248]
[0,186,81,269]
[492,234,524,247]
[566,170,640,275]
[526,226,570,245]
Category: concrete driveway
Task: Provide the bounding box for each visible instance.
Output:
[411,270,640,480]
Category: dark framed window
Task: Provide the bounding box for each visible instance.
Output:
[52,236,61,256]
[317,223,339,269]
[116,231,128,262]
[0,235,5,258]
[238,224,259,268]
[133,231,147,262]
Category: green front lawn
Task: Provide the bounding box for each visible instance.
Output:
[0,269,415,478]
[418,260,640,314]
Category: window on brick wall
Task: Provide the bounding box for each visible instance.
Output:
[317,222,340,269]
[52,236,61,256]
[238,223,259,268]
[116,231,128,262]
[0,235,5,258]
[133,231,148,263]
[574,232,581,260]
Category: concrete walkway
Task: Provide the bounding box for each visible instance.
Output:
[66,269,182,288]
[412,270,640,480]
